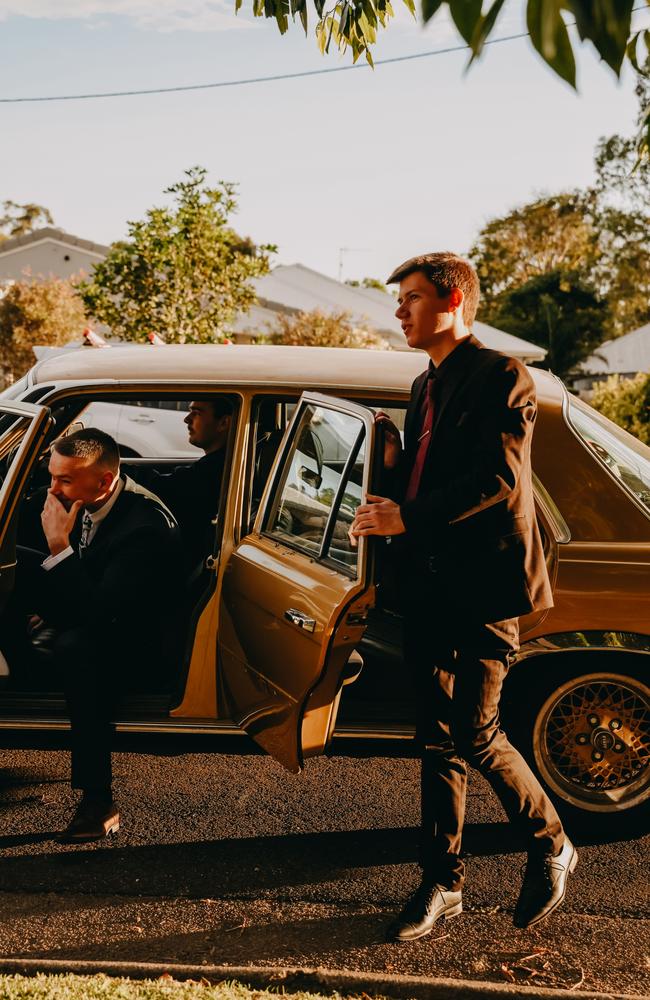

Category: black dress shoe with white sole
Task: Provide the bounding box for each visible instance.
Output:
[386,882,463,942]
[514,837,578,928]
[57,798,120,843]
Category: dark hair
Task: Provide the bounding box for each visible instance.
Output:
[193,397,233,420]
[52,428,120,472]
[386,252,480,327]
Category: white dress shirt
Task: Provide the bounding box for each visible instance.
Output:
[42,478,125,571]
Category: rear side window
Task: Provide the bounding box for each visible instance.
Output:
[568,398,650,513]
[264,404,366,574]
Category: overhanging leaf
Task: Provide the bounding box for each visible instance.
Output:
[421,0,444,26]
[568,0,634,75]
[449,0,481,45]
[468,0,506,63]
[527,0,576,87]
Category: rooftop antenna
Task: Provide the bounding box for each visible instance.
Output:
[338,247,370,283]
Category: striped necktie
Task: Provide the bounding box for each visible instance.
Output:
[78,512,93,556]
[405,370,437,502]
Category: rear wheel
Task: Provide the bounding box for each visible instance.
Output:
[506,661,650,835]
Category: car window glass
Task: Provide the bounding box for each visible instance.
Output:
[70,401,197,459]
[264,404,366,573]
[0,413,33,497]
[569,398,650,513]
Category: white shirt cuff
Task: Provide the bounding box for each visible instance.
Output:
[42,546,74,571]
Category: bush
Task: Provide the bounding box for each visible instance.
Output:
[267,308,390,349]
[0,277,87,387]
[590,372,650,445]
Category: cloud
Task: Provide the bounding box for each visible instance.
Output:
[0,0,249,32]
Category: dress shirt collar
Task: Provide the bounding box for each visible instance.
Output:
[428,334,476,385]
[84,476,124,537]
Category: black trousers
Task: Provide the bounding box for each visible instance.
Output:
[5,548,144,795]
[405,604,564,892]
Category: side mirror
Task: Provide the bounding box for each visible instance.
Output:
[298,465,322,490]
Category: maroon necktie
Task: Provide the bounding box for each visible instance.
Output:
[405,370,437,502]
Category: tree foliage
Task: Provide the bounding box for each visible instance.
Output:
[590,372,650,445]
[488,270,607,379]
[244,0,650,154]
[0,278,87,387]
[471,188,650,342]
[345,276,388,292]
[267,308,390,349]
[78,167,275,344]
[0,201,53,242]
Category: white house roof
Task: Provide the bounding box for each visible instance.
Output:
[0,226,110,259]
[240,263,547,362]
[581,324,650,376]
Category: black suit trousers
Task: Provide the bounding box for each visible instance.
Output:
[405,597,563,891]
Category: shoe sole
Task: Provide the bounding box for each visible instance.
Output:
[516,847,578,929]
[57,819,120,844]
[390,902,463,942]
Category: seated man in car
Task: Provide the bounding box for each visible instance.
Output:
[6,428,182,842]
[140,398,232,569]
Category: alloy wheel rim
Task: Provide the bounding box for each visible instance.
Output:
[533,672,650,812]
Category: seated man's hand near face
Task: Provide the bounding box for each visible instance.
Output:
[41,490,82,557]
[349,493,406,547]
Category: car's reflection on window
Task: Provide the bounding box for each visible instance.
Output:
[265,405,366,572]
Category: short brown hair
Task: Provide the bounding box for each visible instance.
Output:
[387,252,480,327]
[52,428,120,472]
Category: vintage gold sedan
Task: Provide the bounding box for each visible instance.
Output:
[0,344,648,832]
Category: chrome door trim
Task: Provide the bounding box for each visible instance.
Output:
[515,630,650,663]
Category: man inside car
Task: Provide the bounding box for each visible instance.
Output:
[139,397,232,569]
[8,428,181,842]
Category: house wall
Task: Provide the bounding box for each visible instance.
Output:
[0,239,104,282]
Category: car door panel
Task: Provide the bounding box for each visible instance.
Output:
[218,393,377,772]
[0,402,52,611]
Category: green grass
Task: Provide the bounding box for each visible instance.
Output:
[0,975,384,1000]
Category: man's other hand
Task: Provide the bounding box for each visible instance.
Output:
[41,491,82,557]
[375,412,402,469]
[349,494,406,546]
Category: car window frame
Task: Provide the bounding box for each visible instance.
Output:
[256,393,377,582]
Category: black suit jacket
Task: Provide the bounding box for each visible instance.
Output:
[393,335,553,623]
[142,449,225,568]
[33,477,183,642]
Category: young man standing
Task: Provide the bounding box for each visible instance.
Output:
[350,252,576,939]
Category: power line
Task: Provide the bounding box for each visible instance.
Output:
[0,31,528,104]
[1,7,648,105]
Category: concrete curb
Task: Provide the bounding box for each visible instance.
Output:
[0,958,644,1000]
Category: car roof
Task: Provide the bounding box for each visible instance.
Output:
[30,344,564,404]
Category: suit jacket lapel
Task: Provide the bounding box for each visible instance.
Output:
[405,370,428,458]
[429,335,483,447]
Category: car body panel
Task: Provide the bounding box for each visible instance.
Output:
[0,345,647,819]
[217,392,377,772]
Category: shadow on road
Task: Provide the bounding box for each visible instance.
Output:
[0,818,616,902]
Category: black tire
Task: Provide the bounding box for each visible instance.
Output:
[503,656,650,839]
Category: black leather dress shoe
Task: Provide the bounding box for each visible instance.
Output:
[514,837,577,928]
[57,799,120,843]
[386,882,463,942]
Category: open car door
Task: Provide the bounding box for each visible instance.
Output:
[218,392,380,772]
[0,401,53,612]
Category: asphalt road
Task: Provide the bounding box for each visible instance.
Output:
[0,741,648,995]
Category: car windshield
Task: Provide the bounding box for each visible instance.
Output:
[568,397,650,513]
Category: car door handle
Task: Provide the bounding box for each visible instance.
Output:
[128,415,156,423]
[284,609,316,633]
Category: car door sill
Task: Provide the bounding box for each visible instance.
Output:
[0,716,415,738]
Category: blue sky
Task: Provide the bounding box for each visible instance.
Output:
[0,1,647,282]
